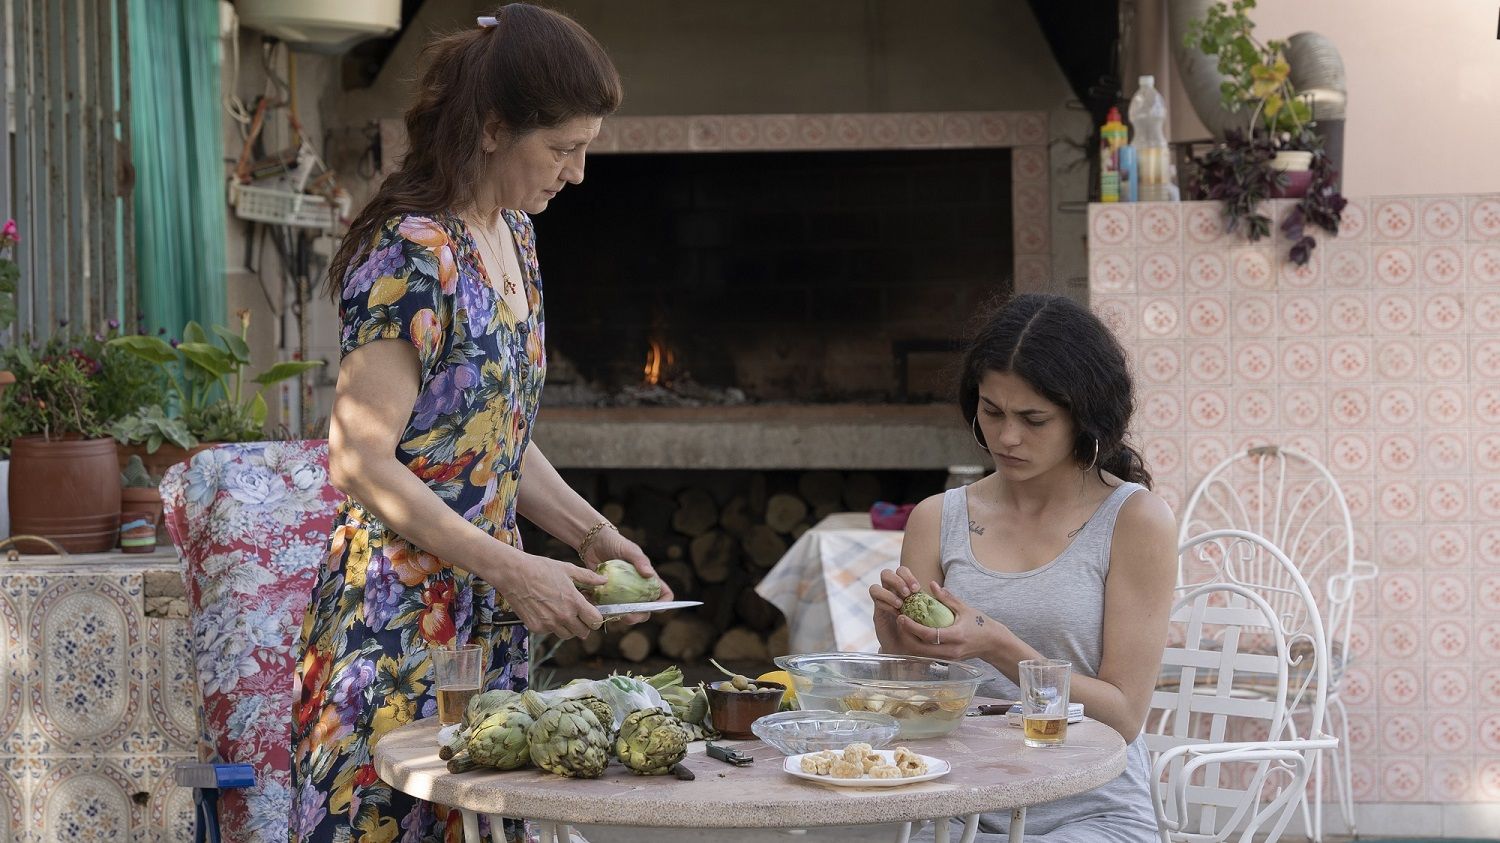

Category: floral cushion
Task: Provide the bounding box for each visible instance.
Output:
[161,441,342,843]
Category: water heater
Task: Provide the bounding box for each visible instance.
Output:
[235,0,400,51]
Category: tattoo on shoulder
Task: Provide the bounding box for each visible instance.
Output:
[975,616,984,626]
[968,520,985,536]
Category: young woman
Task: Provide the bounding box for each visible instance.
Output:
[290,6,668,840]
[871,293,1177,842]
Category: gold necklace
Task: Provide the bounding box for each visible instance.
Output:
[471,216,518,296]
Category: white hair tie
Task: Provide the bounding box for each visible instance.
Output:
[477,16,498,27]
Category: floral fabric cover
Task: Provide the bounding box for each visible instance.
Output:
[161,440,343,843]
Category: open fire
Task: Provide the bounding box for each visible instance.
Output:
[642,338,675,387]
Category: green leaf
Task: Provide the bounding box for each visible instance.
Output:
[106,335,180,364]
[212,325,252,365]
[147,433,163,452]
[177,342,234,377]
[251,360,324,386]
[183,321,209,345]
[249,392,268,427]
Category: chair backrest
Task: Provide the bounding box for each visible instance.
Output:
[1147,529,1330,843]
[1178,445,1357,672]
[161,441,342,843]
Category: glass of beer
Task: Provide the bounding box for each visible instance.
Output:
[432,643,483,725]
[1019,658,1071,748]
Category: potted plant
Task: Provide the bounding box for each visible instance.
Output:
[120,453,163,551]
[0,340,121,553]
[107,311,323,462]
[1183,0,1346,265]
[0,220,20,404]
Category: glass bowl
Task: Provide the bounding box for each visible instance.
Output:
[774,652,985,738]
[749,709,901,756]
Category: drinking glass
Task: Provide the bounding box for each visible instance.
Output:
[432,643,483,725]
[1019,658,1071,748]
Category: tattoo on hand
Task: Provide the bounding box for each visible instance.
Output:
[975,616,984,626]
[968,520,985,536]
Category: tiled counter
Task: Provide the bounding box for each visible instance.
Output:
[1,550,197,842]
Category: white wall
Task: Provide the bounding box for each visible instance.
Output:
[1174,0,1500,196]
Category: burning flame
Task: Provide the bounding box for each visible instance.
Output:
[643,338,675,386]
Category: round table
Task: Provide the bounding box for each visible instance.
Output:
[374,706,1128,843]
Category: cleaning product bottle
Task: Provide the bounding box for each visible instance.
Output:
[1119,144,1139,203]
[1098,107,1128,203]
[1128,75,1176,202]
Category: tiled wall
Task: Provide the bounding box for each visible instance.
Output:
[1089,195,1500,810]
[1,558,197,841]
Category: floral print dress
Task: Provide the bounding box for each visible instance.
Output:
[290,211,546,843]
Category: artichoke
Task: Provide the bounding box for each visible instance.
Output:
[614,709,689,775]
[447,705,535,773]
[521,690,610,778]
[585,559,663,606]
[464,689,521,727]
[576,695,616,733]
[901,591,956,628]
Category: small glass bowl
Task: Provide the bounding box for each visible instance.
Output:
[749,709,901,756]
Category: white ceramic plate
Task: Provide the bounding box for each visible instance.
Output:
[782,749,951,787]
[596,600,703,617]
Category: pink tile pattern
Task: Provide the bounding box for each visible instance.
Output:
[0,563,196,842]
[597,111,1052,291]
[1091,194,1500,806]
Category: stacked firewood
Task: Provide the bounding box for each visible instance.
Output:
[535,470,885,668]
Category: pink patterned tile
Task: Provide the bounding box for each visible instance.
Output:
[1379,618,1422,660]
[1377,480,1422,522]
[1278,251,1322,289]
[1480,620,1500,661]
[1142,437,1182,478]
[1480,479,1500,521]
[1278,338,1324,381]
[1426,524,1471,569]
[1137,342,1182,384]
[1378,665,1424,708]
[1183,203,1229,245]
[1377,524,1421,568]
[1231,340,1276,383]
[1381,711,1423,753]
[1478,525,1500,567]
[1139,297,1182,340]
[1473,337,1500,384]
[1372,197,1419,241]
[1478,758,1500,802]
[1184,388,1229,429]
[1279,293,1323,335]
[1478,433,1500,474]
[1229,247,1275,289]
[1185,343,1229,384]
[1475,385,1500,426]
[1090,294,1135,340]
[1341,664,1375,708]
[1427,667,1473,710]
[1012,144,1049,180]
[1325,292,1371,334]
[1323,244,1372,288]
[1374,384,1418,428]
[1373,291,1418,334]
[1467,194,1500,240]
[1420,243,1467,285]
[1280,432,1323,461]
[1427,757,1473,802]
[1329,385,1374,428]
[1349,619,1375,660]
[1329,431,1374,474]
[1339,198,1370,240]
[1419,197,1466,240]
[1350,758,1377,801]
[1478,572,1500,616]
[1380,570,1423,614]
[1481,665,1500,707]
[1346,711,1376,753]
[1421,385,1467,427]
[1231,387,1277,428]
[1472,291,1500,332]
[1137,251,1181,292]
[1420,337,1468,382]
[1136,204,1180,247]
[1376,432,1419,474]
[1184,435,1231,477]
[1183,249,1229,291]
[1421,291,1465,333]
[1426,571,1471,615]
[1088,204,1133,247]
[1230,293,1277,337]
[1279,386,1322,429]
[1373,245,1419,286]
[1427,617,1472,662]
[976,113,1016,145]
[1423,430,1468,474]
[1183,296,1229,338]
[1480,711,1500,756]
[1327,337,1372,381]
[1137,387,1184,430]
[1373,339,1418,380]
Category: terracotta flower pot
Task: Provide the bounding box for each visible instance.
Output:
[9,435,123,553]
[116,441,217,481]
[121,485,164,532]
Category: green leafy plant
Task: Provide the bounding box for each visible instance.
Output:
[0,220,19,331]
[121,453,159,488]
[110,404,197,453]
[0,344,106,441]
[1184,0,1345,265]
[107,312,323,443]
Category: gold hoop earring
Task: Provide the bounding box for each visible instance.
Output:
[1082,438,1100,473]
[971,416,990,452]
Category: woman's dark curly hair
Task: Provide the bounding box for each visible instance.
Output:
[958,293,1152,488]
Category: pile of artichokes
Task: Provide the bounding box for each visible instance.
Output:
[442,666,708,778]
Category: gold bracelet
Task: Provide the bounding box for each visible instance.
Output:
[576,520,615,563]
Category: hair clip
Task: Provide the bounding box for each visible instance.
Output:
[477,16,498,27]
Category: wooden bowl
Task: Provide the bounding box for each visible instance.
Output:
[705,680,786,740]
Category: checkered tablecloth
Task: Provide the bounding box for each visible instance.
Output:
[755,513,905,654]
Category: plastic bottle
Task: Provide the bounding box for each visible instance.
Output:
[1118,144,1139,203]
[1127,75,1176,202]
[1098,107,1128,203]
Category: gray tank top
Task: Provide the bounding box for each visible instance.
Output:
[937,483,1158,840]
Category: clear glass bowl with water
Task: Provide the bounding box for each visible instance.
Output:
[774,652,985,738]
[749,709,901,755]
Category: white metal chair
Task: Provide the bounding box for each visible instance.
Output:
[1177,445,1376,839]
[1148,530,1337,843]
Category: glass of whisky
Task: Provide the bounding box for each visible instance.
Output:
[432,643,484,725]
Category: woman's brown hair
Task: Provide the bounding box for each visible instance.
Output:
[325,3,622,300]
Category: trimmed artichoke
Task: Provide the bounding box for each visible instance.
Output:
[577,695,616,733]
[901,591,956,628]
[614,709,689,775]
[586,558,663,606]
[522,690,610,778]
[439,689,523,760]
[447,705,535,773]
